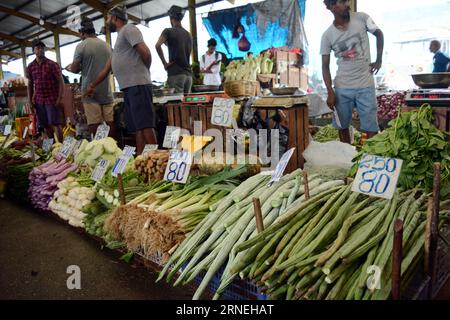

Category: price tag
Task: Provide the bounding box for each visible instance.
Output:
[352,154,403,200]
[94,123,110,140]
[73,139,82,154]
[91,159,110,182]
[21,150,40,161]
[59,136,77,159]
[268,148,295,186]
[4,124,12,136]
[112,145,136,177]
[22,126,29,139]
[142,144,159,155]
[163,126,181,149]
[42,138,54,153]
[211,97,235,127]
[164,150,193,184]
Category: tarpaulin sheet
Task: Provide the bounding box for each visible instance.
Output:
[202,0,306,59]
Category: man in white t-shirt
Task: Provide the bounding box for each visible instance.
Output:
[321,0,384,144]
[200,39,222,86]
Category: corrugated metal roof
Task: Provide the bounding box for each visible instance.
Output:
[0,0,221,62]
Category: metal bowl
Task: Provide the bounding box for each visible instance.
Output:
[270,87,299,96]
[411,73,450,89]
[154,88,176,96]
[193,85,221,92]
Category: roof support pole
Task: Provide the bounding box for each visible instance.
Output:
[103,13,115,92]
[188,0,198,64]
[0,63,4,80]
[21,46,27,75]
[350,0,357,11]
[54,32,62,66]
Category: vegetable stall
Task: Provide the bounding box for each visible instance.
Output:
[0,103,449,300]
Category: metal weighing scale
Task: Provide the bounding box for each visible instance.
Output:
[153,93,184,104]
[182,91,229,105]
[405,89,450,107]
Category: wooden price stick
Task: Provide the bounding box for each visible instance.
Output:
[1,134,10,149]
[303,171,310,200]
[117,173,126,205]
[253,197,264,233]
[425,163,441,298]
[392,219,403,300]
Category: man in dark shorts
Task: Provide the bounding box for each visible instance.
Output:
[26,39,65,142]
[155,5,193,94]
[86,5,156,154]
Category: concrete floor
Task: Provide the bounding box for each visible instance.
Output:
[0,199,194,300]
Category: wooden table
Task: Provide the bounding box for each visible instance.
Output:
[166,97,309,174]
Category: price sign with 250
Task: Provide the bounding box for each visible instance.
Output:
[164,150,193,184]
[352,154,403,200]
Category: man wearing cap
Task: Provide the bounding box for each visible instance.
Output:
[26,39,65,142]
[86,5,156,154]
[200,38,222,86]
[155,5,193,94]
[66,17,116,139]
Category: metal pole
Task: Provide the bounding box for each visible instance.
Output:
[0,63,3,80]
[103,13,116,93]
[188,0,198,64]
[21,46,27,75]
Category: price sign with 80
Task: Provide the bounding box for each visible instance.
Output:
[164,150,193,184]
[352,154,403,200]
[211,98,234,127]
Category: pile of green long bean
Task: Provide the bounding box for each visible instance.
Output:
[232,186,448,300]
[157,169,345,299]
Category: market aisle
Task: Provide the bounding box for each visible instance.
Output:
[0,199,194,300]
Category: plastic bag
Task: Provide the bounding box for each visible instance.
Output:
[303,140,357,180]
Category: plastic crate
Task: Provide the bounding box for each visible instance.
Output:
[188,264,266,300]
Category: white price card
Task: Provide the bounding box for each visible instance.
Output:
[59,136,77,159]
[112,145,136,177]
[21,150,40,161]
[163,126,181,149]
[268,148,295,186]
[211,97,235,127]
[22,126,29,139]
[91,159,110,182]
[142,144,159,155]
[94,123,110,140]
[4,124,12,136]
[42,138,54,153]
[352,154,403,200]
[164,150,193,184]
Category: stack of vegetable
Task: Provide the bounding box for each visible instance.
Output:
[48,176,96,227]
[134,150,169,182]
[28,159,78,211]
[351,104,450,198]
[377,92,405,121]
[74,137,122,168]
[313,125,361,145]
[157,169,344,299]
[226,186,439,300]
[224,53,274,82]
[105,166,248,263]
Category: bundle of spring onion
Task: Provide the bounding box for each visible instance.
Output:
[230,186,449,300]
[95,169,152,209]
[157,169,345,299]
[104,166,248,264]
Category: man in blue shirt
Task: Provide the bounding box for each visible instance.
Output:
[429,40,450,73]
